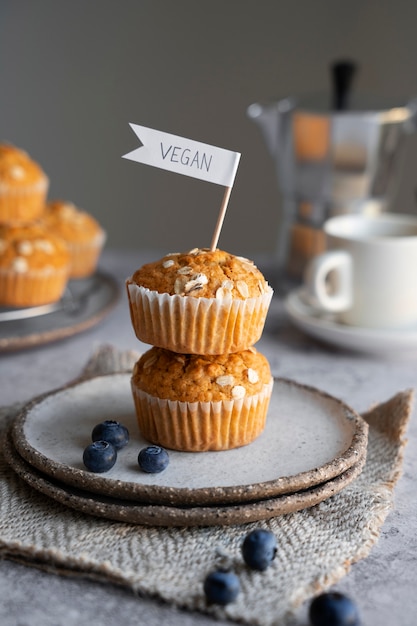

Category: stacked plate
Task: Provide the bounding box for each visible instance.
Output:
[4,373,368,527]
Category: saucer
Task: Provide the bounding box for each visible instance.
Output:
[11,373,368,507]
[285,288,417,355]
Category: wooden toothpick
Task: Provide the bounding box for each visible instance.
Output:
[210,186,232,251]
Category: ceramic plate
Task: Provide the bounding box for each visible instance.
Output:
[285,287,417,355]
[0,271,119,352]
[11,373,368,506]
[4,429,366,527]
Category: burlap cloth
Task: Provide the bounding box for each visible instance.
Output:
[0,345,413,626]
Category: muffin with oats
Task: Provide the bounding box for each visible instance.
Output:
[0,223,70,307]
[40,200,106,279]
[131,346,273,451]
[126,248,273,354]
[0,144,49,224]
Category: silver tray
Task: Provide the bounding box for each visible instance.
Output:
[0,271,119,351]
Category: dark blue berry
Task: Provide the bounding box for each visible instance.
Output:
[92,420,129,450]
[309,592,360,626]
[83,441,117,473]
[138,445,169,473]
[241,529,277,571]
[203,570,240,605]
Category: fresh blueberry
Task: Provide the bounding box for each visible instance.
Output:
[83,440,117,473]
[91,420,129,450]
[241,529,277,571]
[138,445,169,473]
[309,592,360,626]
[203,570,240,605]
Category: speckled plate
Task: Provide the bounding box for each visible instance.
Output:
[4,428,366,527]
[10,373,368,507]
[0,271,119,352]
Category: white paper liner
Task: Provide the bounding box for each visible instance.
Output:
[0,264,69,306]
[126,281,273,354]
[131,378,274,451]
[66,230,107,278]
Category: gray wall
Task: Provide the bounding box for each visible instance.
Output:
[2,0,417,257]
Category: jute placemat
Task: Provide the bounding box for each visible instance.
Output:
[0,345,413,626]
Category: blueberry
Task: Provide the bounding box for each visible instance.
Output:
[138,445,169,473]
[91,420,129,450]
[83,441,117,473]
[203,570,240,605]
[241,529,277,571]
[309,592,360,626]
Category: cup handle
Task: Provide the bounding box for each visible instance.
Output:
[304,250,352,312]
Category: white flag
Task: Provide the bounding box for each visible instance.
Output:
[123,124,240,187]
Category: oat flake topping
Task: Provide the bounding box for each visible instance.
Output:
[236,280,249,298]
[232,385,246,399]
[12,257,28,273]
[17,241,33,256]
[216,375,235,387]
[247,368,259,383]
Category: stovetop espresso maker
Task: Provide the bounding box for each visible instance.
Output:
[247,60,417,282]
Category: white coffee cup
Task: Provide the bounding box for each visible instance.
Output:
[304,213,417,329]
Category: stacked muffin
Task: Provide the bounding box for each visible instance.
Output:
[0,143,106,307]
[126,248,274,452]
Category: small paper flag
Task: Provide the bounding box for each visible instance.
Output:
[123,124,241,187]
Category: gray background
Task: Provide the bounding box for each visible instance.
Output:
[2,0,417,257]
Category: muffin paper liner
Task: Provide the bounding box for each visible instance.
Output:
[0,265,69,307]
[67,230,107,279]
[126,282,273,354]
[131,378,274,451]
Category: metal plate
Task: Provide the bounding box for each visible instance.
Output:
[0,271,119,351]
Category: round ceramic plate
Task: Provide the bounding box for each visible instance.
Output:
[0,271,119,352]
[285,287,417,355]
[11,373,368,506]
[4,429,366,527]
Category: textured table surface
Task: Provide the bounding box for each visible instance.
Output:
[1,249,416,626]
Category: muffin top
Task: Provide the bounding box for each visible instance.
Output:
[0,143,48,188]
[41,200,105,244]
[132,346,272,402]
[0,223,70,271]
[129,248,271,299]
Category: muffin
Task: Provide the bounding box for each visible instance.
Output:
[0,144,49,224]
[126,248,273,354]
[40,200,106,278]
[131,346,273,451]
[0,223,70,307]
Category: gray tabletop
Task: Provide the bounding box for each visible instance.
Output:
[1,249,416,626]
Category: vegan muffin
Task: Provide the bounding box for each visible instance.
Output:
[126,248,273,354]
[0,223,70,307]
[40,200,106,278]
[0,144,49,224]
[131,346,273,451]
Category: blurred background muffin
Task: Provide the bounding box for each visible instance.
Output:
[0,222,70,307]
[40,200,106,279]
[0,144,49,225]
